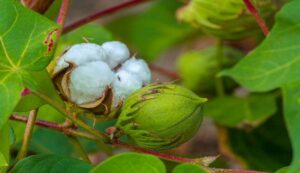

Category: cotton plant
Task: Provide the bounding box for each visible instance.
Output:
[52,41,152,115]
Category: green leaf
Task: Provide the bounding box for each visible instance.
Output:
[10,154,92,173]
[14,70,63,112]
[106,0,197,61]
[220,0,300,92]
[0,75,22,129]
[219,112,292,172]
[205,93,277,127]
[0,124,10,170]
[282,81,300,173]
[91,152,166,173]
[0,0,58,129]
[172,164,208,173]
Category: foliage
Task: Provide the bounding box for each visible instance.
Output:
[1,0,300,173]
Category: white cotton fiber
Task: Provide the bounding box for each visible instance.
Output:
[54,43,107,74]
[112,70,143,108]
[102,41,130,69]
[69,61,115,105]
[120,58,151,84]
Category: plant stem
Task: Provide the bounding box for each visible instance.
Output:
[32,91,112,155]
[215,39,225,96]
[149,64,180,80]
[9,116,269,173]
[33,91,109,141]
[56,0,70,38]
[243,0,269,36]
[15,109,38,161]
[113,140,196,163]
[62,0,149,34]
[9,114,96,140]
[68,136,91,163]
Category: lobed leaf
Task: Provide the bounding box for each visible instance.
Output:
[220,0,300,92]
[0,0,58,129]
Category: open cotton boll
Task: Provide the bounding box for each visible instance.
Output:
[112,70,143,107]
[69,61,115,105]
[121,58,151,84]
[54,43,107,74]
[102,41,130,68]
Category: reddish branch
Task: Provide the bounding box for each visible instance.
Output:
[149,64,180,80]
[62,0,149,34]
[113,140,196,163]
[56,0,70,38]
[9,114,95,140]
[243,0,269,36]
[9,114,268,173]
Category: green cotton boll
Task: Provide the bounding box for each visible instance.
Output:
[177,0,275,39]
[177,46,243,93]
[115,84,207,150]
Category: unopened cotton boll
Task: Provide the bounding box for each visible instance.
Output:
[54,43,107,74]
[121,58,151,84]
[69,61,115,105]
[112,70,143,107]
[102,41,130,68]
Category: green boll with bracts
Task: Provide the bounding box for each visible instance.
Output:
[115,84,207,150]
[177,0,275,39]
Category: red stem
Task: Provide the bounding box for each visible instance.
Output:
[57,0,70,27]
[113,140,195,163]
[9,115,268,173]
[243,0,269,36]
[10,114,64,131]
[62,0,149,34]
[149,64,180,80]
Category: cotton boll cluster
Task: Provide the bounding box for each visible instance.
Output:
[52,41,152,113]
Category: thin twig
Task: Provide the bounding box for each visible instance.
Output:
[9,114,96,140]
[56,0,70,38]
[32,91,112,155]
[9,115,268,173]
[62,0,149,34]
[14,109,38,165]
[113,140,196,163]
[243,0,269,36]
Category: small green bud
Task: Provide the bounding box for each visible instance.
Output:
[115,84,207,150]
[177,0,275,39]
